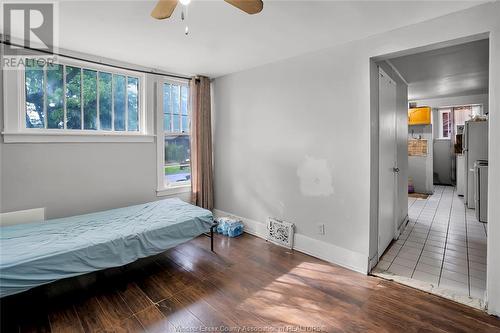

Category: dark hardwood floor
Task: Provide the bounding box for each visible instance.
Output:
[1,233,499,332]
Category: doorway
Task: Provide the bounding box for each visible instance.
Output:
[371,37,490,311]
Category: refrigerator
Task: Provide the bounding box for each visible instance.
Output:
[463,120,488,209]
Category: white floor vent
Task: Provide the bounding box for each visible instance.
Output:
[267,217,295,249]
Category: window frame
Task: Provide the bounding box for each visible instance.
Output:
[438,108,452,139]
[156,77,192,196]
[18,56,146,135]
[3,56,152,143]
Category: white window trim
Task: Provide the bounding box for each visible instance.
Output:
[438,108,452,140]
[156,78,192,196]
[2,55,153,143]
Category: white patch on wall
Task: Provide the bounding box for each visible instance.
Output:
[297,156,334,196]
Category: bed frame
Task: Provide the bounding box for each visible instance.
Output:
[204,221,219,252]
[0,199,218,298]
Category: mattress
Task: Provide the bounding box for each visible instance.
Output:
[0,198,213,297]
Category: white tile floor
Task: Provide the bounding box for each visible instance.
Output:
[376,185,488,300]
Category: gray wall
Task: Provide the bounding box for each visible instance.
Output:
[433,139,453,185]
[411,93,489,114]
[0,54,189,219]
[408,125,434,193]
[0,141,159,218]
[213,48,373,263]
[213,3,500,296]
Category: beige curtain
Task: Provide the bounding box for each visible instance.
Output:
[190,76,214,210]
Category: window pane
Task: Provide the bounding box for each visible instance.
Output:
[65,66,81,129]
[181,85,189,132]
[164,135,191,185]
[173,114,180,132]
[82,69,97,130]
[471,105,482,116]
[24,60,44,128]
[113,74,126,131]
[172,85,180,132]
[181,86,188,115]
[182,115,189,132]
[442,112,450,138]
[454,106,472,128]
[163,83,171,131]
[164,113,172,132]
[99,72,112,130]
[127,77,139,131]
[46,64,64,129]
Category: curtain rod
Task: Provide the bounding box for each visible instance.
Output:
[1,40,192,81]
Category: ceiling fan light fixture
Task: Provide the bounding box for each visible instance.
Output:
[151,0,263,22]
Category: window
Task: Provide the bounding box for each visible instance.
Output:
[438,105,483,139]
[454,106,473,133]
[471,105,482,117]
[160,81,191,190]
[438,108,451,139]
[24,58,141,132]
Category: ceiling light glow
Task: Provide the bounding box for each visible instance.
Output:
[179,0,191,5]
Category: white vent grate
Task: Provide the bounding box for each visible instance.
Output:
[267,218,295,249]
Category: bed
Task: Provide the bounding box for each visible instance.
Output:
[0,198,215,298]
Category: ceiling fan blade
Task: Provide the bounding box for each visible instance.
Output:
[224,0,263,14]
[151,0,178,20]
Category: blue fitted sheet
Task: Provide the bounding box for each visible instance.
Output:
[0,198,213,297]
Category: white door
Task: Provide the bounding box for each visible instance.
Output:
[378,68,397,258]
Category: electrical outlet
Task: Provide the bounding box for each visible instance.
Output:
[318,224,325,235]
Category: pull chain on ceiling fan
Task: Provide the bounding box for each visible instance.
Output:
[151,0,264,34]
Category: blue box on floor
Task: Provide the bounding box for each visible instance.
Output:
[215,217,244,237]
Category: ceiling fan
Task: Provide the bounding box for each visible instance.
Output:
[151,0,264,20]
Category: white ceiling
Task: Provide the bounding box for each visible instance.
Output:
[6,0,486,77]
[389,39,489,100]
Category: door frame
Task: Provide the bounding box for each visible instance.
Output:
[377,66,399,259]
[369,60,410,272]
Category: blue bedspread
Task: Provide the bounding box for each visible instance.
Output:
[0,198,213,297]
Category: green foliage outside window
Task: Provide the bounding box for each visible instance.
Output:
[24,59,139,131]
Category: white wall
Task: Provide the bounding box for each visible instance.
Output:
[213,2,500,315]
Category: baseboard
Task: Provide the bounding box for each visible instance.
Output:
[213,209,368,274]
[0,207,45,226]
[368,253,379,272]
[367,214,410,271]
[396,214,409,238]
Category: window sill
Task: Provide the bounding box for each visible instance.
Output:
[156,185,191,197]
[2,132,155,143]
